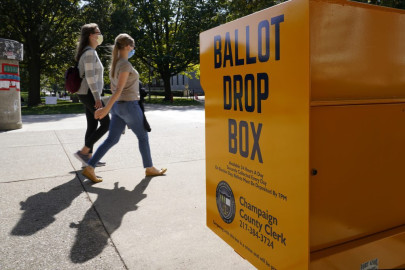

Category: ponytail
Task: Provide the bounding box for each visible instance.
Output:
[110,46,120,78]
[110,33,135,78]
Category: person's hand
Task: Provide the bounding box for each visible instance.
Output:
[95,107,108,119]
[94,100,103,109]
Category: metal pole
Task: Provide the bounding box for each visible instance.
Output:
[148,61,152,102]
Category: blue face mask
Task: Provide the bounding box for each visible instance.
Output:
[128,49,135,59]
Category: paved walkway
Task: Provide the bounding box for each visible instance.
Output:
[0,104,254,270]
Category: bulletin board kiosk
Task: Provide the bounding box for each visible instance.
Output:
[200,0,405,269]
[0,38,23,130]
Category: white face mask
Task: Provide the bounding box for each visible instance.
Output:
[96,34,103,45]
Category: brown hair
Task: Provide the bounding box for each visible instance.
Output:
[110,33,135,78]
[75,23,99,62]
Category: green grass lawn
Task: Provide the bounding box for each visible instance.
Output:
[144,97,202,106]
[21,95,202,115]
[21,101,84,115]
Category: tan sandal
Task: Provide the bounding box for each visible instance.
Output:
[145,167,167,176]
[82,166,103,183]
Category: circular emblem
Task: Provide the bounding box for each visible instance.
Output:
[216,181,236,224]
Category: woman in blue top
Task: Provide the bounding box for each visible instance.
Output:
[81,33,167,183]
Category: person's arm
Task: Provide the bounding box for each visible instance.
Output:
[95,71,129,119]
[83,50,103,109]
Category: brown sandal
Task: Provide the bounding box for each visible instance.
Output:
[145,167,167,176]
[82,167,103,183]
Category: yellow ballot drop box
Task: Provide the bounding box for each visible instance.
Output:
[200,0,405,269]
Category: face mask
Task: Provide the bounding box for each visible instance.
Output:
[128,49,135,59]
[96,34,103,45]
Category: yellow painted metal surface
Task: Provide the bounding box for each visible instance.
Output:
[310,0,405,101]
[308,1,405,268]
[310,225,405,269]
[201,0,405,269]
[310,103,405,251]
[201,0,310,269]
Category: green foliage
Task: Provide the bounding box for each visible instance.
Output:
[20,96,201,115]
[21,100,84,115]
[125,0,224,99]
[0,0,82,106]
[180,64,200,80]
[144,97,203,106]
[1,0,279,105]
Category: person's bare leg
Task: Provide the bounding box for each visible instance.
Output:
[80,146,91,155]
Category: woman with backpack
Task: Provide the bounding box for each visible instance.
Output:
[81,33,166,183]
[74,23,110,166]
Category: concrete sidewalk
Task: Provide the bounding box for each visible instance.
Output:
[0,104,254,270]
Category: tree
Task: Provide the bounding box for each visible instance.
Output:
[0,0,81,106]
[128,0,223,100]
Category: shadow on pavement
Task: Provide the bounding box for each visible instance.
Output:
[11,177,83,236]
[70,177,152,263]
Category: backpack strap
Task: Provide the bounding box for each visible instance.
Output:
[78,47,93,78]
[77,47,92,62]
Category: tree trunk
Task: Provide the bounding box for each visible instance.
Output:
[162,73,172,101]
[27,52,41,106]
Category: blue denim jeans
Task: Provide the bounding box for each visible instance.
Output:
[88,100,153,168]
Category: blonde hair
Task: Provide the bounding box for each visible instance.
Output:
[75,23,99,62]
[110,33,135,78]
